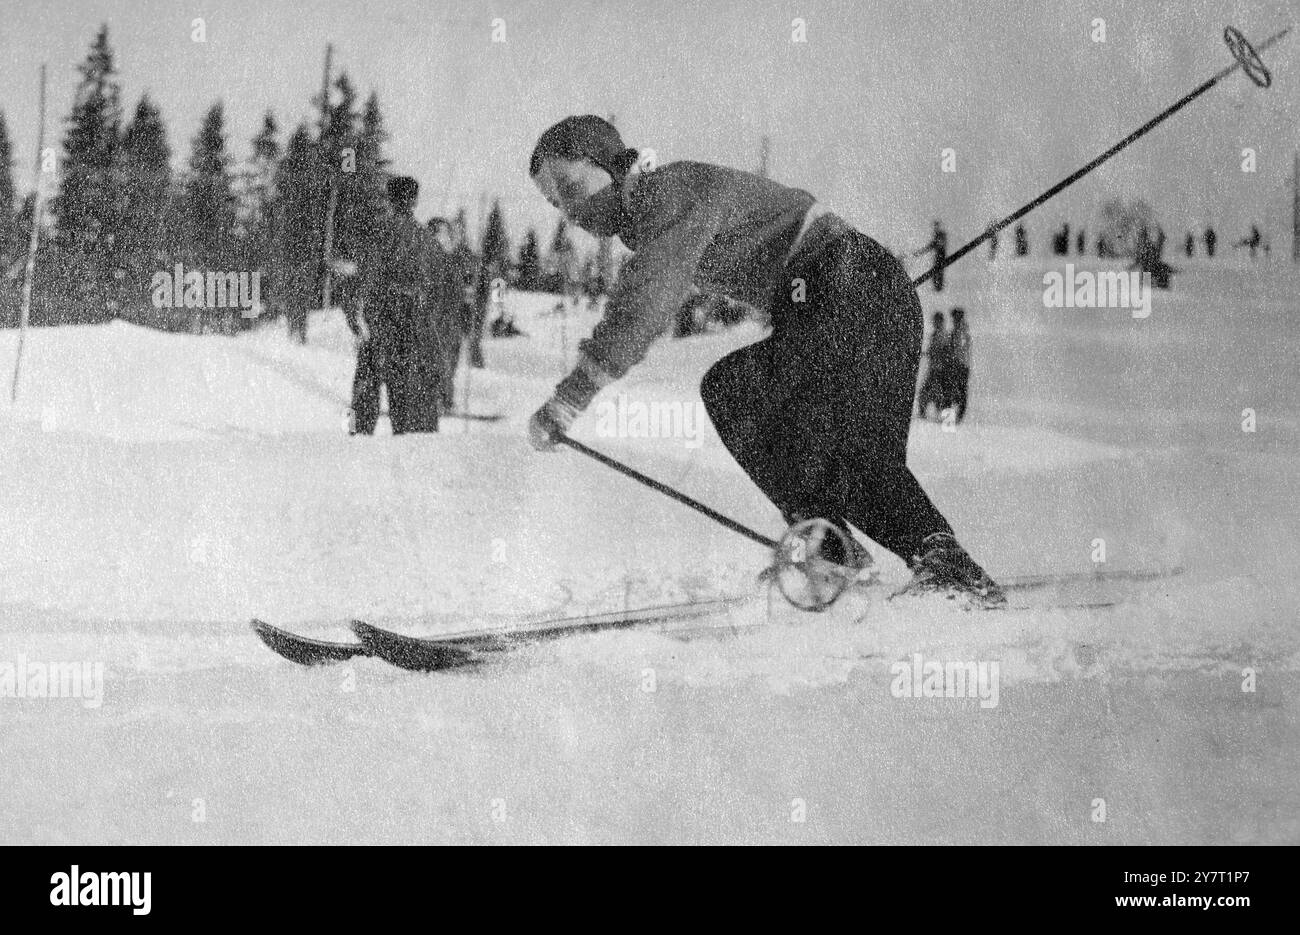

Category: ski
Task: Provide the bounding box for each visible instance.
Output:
[443,409,505,423]
[376,406,506,423]
[998,565,1184,591]
[251,566,1183,669]
[251,596,748,670]
[251,619,367,666]
[349,596,752,671]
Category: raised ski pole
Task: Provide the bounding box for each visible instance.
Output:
[558,435,778,549]
[913,24,1291,287]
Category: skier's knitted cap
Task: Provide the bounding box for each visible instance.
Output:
[529,115,634,180]
[387,176,419,204]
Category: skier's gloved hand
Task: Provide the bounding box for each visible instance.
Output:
[528,398,578,452]
[527,354,615,452]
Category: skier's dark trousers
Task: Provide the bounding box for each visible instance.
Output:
[700,216,953,562]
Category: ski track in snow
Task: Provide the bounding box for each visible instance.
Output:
[2,258,1298,843]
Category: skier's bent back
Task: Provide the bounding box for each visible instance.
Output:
[525,115,1003,607]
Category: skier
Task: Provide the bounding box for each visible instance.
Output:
[350,176,442,434]
[916,311,951,420]
[524,115,1004,606]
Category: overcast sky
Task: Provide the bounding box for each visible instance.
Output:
[1,0,1295,254]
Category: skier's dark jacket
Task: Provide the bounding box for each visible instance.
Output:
[559,160,827,401]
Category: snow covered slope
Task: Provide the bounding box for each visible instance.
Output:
[1,262,1297,844]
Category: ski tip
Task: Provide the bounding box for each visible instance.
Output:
[251,619,367,666]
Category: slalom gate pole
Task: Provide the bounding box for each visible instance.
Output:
[11,64,47,404]
[558,435,778,549]
[913,25,1291,288]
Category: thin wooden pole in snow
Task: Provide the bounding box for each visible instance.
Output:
[11,64,47,403]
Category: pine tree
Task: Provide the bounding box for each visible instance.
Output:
[0,111,17,326]
[239,111,280,316]
[275,123,324,339]
[330,90,389,312]
[54,24,126,320]
[320,71,358,271]
[479,199,510,293]
[353,93,390,247]
[545,217,575,294]
[516,227,541,291]
[118,95,173,315]
[0,111,18,268]
[182,102,238,271]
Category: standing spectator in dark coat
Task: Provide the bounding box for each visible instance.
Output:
[946,307,972,423]
[441,215,484,371]
[917,311,950,420]
[1014,222,1029,256]
[1203,225,1218,258]
[427,217,475,412]
[349,176,442,434]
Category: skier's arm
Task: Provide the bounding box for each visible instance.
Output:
[572,203,721,379]
[529,200,722,449]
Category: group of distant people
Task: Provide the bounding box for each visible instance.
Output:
[345,176,491,435]
[912,218,1273,296]
[916,307,972,424]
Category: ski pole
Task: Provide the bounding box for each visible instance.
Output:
[913,24,1291,288]
[557,435,778,549]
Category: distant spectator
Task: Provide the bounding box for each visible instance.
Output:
[1133,224,1174,290]
[349,175,442,435]
[1051,223,1070,256]
[427,216,473,412]
[1203,225,1217,258]
[912,220,949,292]
[1184,232,1195,258]
[1014,223,1029,257]
[1234,224,1262,260]
[916,311,950,419]
[946,307,973,423]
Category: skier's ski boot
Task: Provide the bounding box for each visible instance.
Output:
[891,532,1007,609]
[763,517,875,611]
